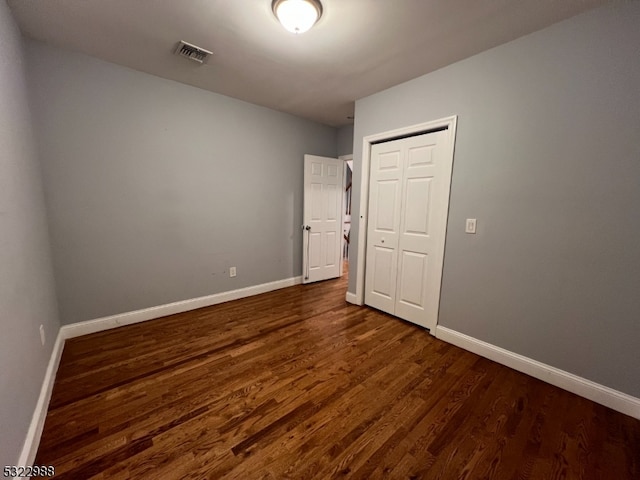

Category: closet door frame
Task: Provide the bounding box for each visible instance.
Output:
[349,116,457,335]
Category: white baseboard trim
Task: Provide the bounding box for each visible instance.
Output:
[435,326,640,420]
[17,329,65,469]
[63,276,304,339]
[345,292,360,305]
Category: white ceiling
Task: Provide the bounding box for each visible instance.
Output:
[9,0,607,127]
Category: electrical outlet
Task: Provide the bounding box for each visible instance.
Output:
[465,218,477,234]
[40,325,45,346]
[229,266,237,277]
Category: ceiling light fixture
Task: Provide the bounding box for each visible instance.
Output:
[272,0,323,34]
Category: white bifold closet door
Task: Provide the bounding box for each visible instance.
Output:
[364,130,452,331]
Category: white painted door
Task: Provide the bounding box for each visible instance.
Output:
[364,141,403,313]
[365,130,452,330]
[303,155,344,284]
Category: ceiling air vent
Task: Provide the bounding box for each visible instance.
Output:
[174,40,212,64]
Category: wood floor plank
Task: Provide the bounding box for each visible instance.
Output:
[35,271,640,479]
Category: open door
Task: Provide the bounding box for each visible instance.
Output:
[302,154,344,284]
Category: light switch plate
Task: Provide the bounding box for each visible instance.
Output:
[465,218,477,234]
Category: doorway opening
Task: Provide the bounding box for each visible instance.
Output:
[339,154,353,278]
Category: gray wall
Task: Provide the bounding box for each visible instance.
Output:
[351,2,640,397]
[27,41,337,325]
[337,124,354,157]
[0,0,60,466]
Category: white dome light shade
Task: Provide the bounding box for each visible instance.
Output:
[272,0,323,34]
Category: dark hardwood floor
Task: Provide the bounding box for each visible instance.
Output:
[36,272,639,479]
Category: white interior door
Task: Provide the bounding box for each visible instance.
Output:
[364,142,403,313]
[303,155,344,284]
[365,130,451,330]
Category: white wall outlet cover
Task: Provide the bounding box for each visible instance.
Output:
[39,325,45,346]
[229,267,237,277]
[465,218,477,234]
